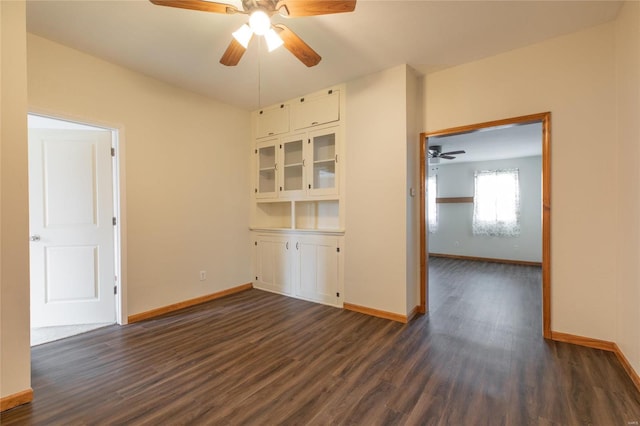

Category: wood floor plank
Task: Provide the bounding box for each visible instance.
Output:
[2,258,640,424]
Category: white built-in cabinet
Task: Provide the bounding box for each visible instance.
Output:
[251,87,344,308]
[254,233,341,306]
[255,126,340,199]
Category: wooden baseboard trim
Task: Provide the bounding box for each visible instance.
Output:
[613,343,640,393]
[429,253,542,267]
[1,389,33,412]
[551,331,640,393]
[128,283,253,324]
[407,305,420,322]
[550,331,616,352]
[343,303,408,323]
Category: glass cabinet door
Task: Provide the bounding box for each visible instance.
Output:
[308,127,338,196]
[281,137,304,195]
[256,142,277,198]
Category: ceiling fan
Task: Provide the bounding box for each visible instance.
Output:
[149,0,357,67]
[428,145,466,163]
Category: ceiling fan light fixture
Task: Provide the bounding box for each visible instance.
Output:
[264,28,284,51]
[249,10,271,36]
[232,24,253,48]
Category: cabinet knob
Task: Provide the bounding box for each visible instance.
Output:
[30,235,41,242]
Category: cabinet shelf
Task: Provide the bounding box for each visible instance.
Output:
[285,163,303,167]
[250,227,345,235]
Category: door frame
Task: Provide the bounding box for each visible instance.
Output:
[28,111,128,325]
[419,112,551,338]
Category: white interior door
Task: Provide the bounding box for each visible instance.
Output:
[29,128,116,327]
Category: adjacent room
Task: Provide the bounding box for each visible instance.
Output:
[2,0,639,423]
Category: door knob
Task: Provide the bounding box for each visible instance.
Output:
[30,235,41,242]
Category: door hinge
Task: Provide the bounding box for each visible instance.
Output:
[337,247,340,253]
[111,147,115,157]
[114,285,117,295]
[112,217,117,226]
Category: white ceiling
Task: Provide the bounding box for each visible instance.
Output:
[26,0,622,111]
[428,121,542,165]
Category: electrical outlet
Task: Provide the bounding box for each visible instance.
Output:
[199,271,207,281]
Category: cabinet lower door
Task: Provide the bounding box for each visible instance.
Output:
[295,236,339,305]
[255,235,292,295]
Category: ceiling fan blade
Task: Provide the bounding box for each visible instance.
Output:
[440,150,466,156]
[276,0,356,17]
[274,24,321,67]
[149,0,239,14]
[220,39,246,66]
[440,155,456,160]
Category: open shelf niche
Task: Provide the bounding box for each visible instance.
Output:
[253,199,341,232]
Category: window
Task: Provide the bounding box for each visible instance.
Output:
[473,169,520,236]
[427,174,437,233]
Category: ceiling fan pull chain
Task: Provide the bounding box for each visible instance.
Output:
[257,37,262,108]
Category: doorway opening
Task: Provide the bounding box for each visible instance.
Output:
[28,113,123,345]
[419,113,551,338]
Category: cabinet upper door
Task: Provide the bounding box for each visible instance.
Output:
[255,139,278,198]
[256,104,290,139]
[292,90,340,131]
[307,127,339,197]
[279,134,305,198]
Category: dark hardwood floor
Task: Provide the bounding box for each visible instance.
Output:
[3,258,640,425]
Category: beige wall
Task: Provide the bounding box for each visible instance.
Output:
[1,0,32,399]
[615,0,640,375]
[405,66,422,314]
[425,22,623,341]
[27,34,252,316]
[345,65,409,315]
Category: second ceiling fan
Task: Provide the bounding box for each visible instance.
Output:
[150,0,357,67]
[428,145,466,163]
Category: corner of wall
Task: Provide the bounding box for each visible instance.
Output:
[1,0,32,402]
[614,0,640,379]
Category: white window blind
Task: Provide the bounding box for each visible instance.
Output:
[473,169,520,237]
